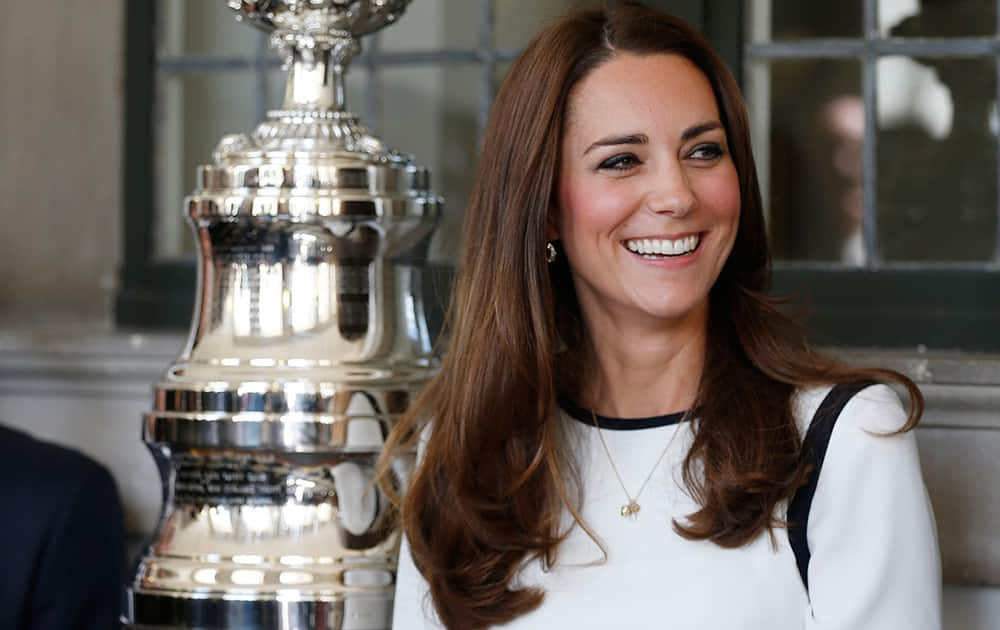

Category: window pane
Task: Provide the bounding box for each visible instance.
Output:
[749,0,863,42]
[877,56,997,262]
[495,0,595,50]
[154,72,259,259]
[158,0,265,58]
[494,61,512,94]
[756,59,864,264]
[879,0,996,38]
[376,66,481,262]
[378,0,480,51]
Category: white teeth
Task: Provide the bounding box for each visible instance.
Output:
[624,234,700,257]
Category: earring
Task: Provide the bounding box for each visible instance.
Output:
[546,241,557,263]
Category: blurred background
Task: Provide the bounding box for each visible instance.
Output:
[1,1,998,627]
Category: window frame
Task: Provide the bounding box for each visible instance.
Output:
[118,0,192,327]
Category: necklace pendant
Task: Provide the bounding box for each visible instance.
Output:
[620,501,641,520]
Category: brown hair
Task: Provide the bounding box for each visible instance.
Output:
[378,3,922,628]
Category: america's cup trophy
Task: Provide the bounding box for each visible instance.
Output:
[124,1,440,628]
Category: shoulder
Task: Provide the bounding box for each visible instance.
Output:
[837,382,910,432]
[0,426,125,627]
[0,424,113,479]
[792,382,909,437]
[799,382,924,513]
[791,383,836,435]
[791,381,920,502]
[797,384,940,626]
[821,382,917,473]
[1,423,99,468]
[0,424,120,514]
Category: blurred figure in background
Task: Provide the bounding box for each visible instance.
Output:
[768,0,996,264]
[0,424,126,630]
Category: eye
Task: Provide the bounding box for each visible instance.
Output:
[597,153,642,171]
[689,143,725,161]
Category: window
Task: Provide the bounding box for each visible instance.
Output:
[746,0,1000,350]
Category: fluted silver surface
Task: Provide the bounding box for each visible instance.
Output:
[124,2,439,628]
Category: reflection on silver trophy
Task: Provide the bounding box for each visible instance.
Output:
[124,1,440,628]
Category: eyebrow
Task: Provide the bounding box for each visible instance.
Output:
[583,133,648,155]
[681,121,723,141]
[582,120,724,156]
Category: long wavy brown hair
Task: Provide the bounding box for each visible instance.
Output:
[378,3,923,628]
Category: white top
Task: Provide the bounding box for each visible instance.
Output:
[392,384,942,629]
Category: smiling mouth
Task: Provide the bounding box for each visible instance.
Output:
[622,233,702,259]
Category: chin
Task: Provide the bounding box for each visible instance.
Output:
[634,298,705,323]
[624,281,708,316]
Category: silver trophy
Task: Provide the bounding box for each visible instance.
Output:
[124,1,440,628]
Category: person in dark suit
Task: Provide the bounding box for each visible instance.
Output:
[0,424,126,629]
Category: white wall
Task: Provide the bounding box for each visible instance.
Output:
[0,0,122,319]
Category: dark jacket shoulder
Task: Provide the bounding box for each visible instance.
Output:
[0,424,126,630]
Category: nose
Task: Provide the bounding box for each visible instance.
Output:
[644,158,695,218]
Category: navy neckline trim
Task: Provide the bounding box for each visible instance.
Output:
[558,397,690,431]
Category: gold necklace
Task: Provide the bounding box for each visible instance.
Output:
[588,406,687,520]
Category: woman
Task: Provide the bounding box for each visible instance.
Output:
[382,3,941,628]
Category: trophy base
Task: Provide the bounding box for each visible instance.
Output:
[124,590,392,630]
[122,447,405,630]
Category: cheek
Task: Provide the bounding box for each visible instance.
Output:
[558,172,634,244]
[698,167,741,234]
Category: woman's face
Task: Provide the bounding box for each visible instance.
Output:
[556,53,740,329]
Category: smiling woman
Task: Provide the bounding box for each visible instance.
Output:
[380,3,941,629]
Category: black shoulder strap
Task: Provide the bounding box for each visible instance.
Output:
[787,380,877,592]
